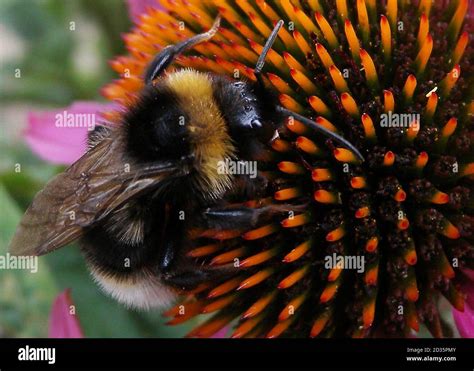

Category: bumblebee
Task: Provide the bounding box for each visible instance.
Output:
[9,18,363,310]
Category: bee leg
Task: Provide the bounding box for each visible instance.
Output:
[201,203,307,231]
[162,264,235,291]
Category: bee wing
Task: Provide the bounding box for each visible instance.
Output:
[9,135,180,257]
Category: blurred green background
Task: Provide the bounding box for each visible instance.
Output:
[0,0,200,338]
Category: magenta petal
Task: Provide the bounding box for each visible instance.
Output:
[453,305,474,338]
[25,101,115,165]
[453,269,474,338]
[127,0,162,22]
[48,289,84,338]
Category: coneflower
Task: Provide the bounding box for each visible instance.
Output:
[102,0,473,338]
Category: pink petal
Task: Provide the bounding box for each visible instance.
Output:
[453,305,474,338]
[453,269,474,338]
[48,289,84,338]
[127,0,162,22]
[211,326,230,338]
[25,101,115,165]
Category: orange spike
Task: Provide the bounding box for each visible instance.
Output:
[266,317,294,338]
[279,93,305,113]
[334,148,359,163]
[404,247,417,266]
[286,118,309,135]
[207,277,242,299]
[231,314,263,338]
[326,225,345,242]
[383,90,395,113]
[268,73,294,95]
[329,65,349,93]
[383,151,395,166]
[361,113,376,140]
[356,0,370,44]
[431,191,450,205]
[320,282,339,303]
[365,265,378,285]
[166,301,203,325]
[290,68,318,94]
[281,213,310,228]
[414,34,433,74]
[447,0,468,42]
[238,268,274,290]
[310,312,330,337]
[187,313,234,338]
[397,217,410,231]
[275,187,302,201]
[394,189,406,202]
[425,91,438,118]
[243,291,277,319]
[417,14,429,46]
[344,20,361,62]
[341,92,360,117]
[440,117,457,140]
[363,297,376,328]
[309,95,331,117]
[415,151,429,169]
[210,247,246,266]
[380,15,391,60]
[293,5,319,36]
[271,138,292,152]
[243,224,278,240]
[386,0,397,31]
[315,43,335,69]
[314,189,339,204]
[328,265,343,282]
[278,161,306,175]
[278,293,306,321]
[351,176,367,189]
[296,136,321,155]
[315,116,338,132]
[336,0,349,21]
[453,32,469,65]
[187,244,221,258]
[441,222,460,239]
[406,303,420,331]
[312,168,333,182]
[360,49,379,89]
[278,266,310,289]
[293,30,312,55]
[406,275,419,302]
[247,11,272,38]
[365,237,378,252]
[462,163,474,177]
[402,74,417,102]
[418,0,432,17]
[239,248,278,268]
[440,65,460,97]
[202,294,236,314]
[406,119,420,141]
[355,206,370,218]
[283,240,311,263]
[315,12,339,49]
[240,248,278,268]
[283,52,308,74]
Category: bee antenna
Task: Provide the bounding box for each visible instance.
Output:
[145,16,221,84]
[276,106,365,162]
[254,20,284,87]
